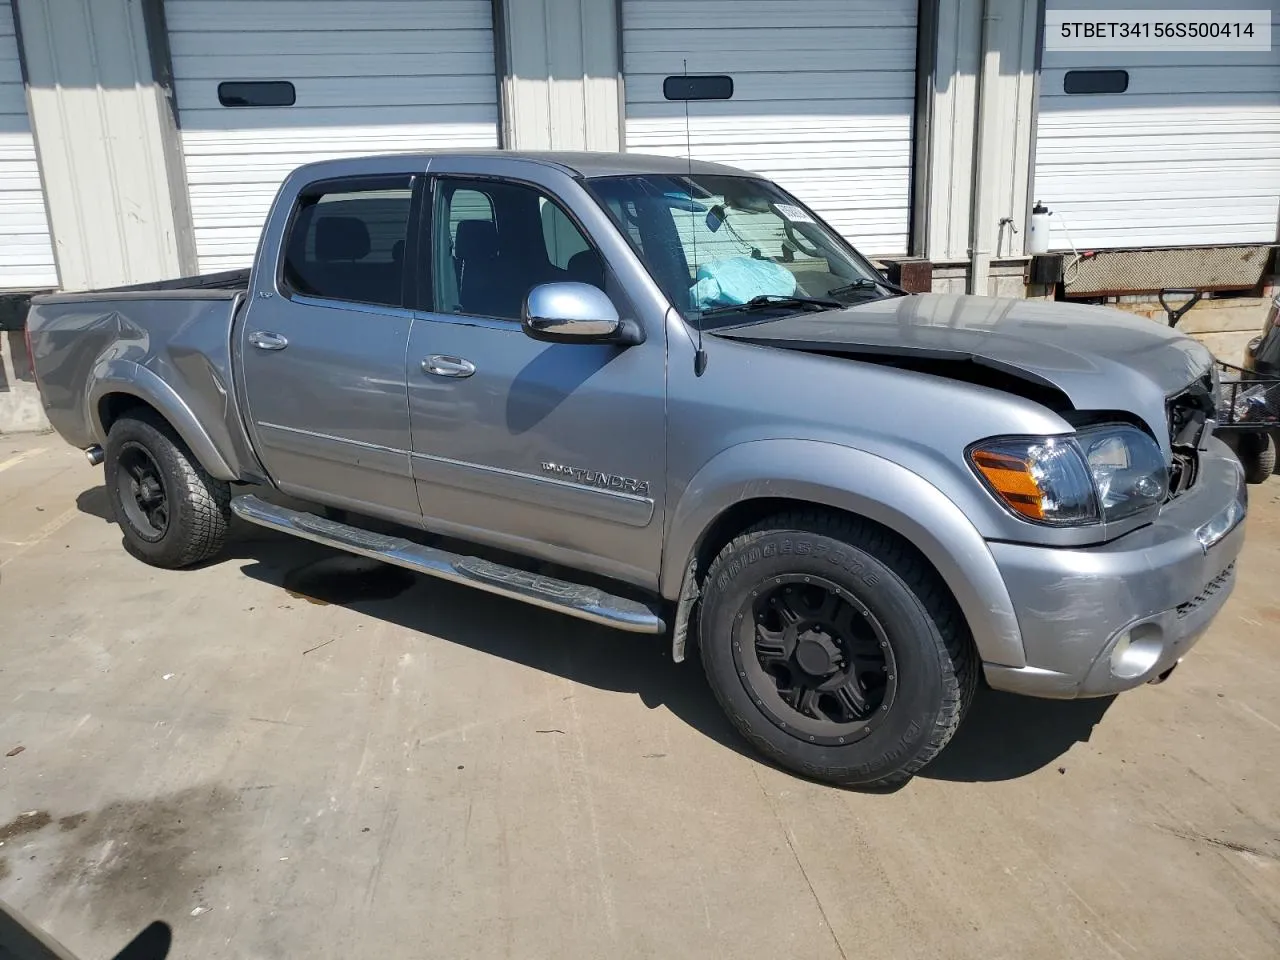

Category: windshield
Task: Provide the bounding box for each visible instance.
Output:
[585,173,894,327]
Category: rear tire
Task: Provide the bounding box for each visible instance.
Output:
[1237,431,1276,484]
[104,411,232,568]
[698,511,976,788]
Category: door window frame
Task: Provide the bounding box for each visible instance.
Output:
[414,173,615,327]
[275,173,426,316]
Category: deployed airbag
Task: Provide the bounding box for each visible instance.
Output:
[690,256,796,310]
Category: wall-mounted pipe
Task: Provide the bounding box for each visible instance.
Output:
[967,0,1001,295]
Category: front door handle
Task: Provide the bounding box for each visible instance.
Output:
[248,331,289,351]
[422,355,476,378]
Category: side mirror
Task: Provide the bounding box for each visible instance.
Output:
[522,282,644,346]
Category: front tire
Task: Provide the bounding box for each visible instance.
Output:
[698,512,975,788]
[104,411,232,568]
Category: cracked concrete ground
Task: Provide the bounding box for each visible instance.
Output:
[2,432,1279,959]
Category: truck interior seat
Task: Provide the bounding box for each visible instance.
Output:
[455,219,519,316]
[565,249,605,290]
[312,216,403,305]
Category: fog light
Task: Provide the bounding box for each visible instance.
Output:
[1110,623,1164,680]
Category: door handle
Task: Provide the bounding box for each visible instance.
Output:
[248,331,289,351]
[422,355,476,378]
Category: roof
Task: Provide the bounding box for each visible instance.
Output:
[290,150,757,182]
[508,151,755,179]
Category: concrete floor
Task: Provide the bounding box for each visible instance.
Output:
[2,432,1279,960]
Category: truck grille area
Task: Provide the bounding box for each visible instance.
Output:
[1166,371,1215,499]
[1176,563,1234,620]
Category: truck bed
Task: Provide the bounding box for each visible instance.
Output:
[27,271,253,475]
[32,268,250,303]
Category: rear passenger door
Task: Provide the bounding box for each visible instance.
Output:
[239,175,422,525]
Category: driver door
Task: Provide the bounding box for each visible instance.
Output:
[406,174,668,589]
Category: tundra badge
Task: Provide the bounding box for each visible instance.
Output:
[540,462,650,497]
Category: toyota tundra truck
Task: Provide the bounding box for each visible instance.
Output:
[25,151,1247,787]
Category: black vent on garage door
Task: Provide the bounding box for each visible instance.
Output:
[1063,70,1129,95]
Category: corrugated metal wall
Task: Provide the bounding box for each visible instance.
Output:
[621,0,919,256]
[13,0,193,291]
[166,0,501,272]
[0,1,55,290]
[499,0,620,151]
[1035,0,1280,250]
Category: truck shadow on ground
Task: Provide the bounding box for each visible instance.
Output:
[922,689,1114,782]
[73,491,1115,788]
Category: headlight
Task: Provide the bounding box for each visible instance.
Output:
[1078,426,1168,520]
[969,425,1167,526]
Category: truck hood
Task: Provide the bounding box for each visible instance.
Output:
[710,293,1214,432]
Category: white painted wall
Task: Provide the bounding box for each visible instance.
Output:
[925,0,1039,266]
[500,0,621,151]
[15,0,194,291]
[0,2,56,291]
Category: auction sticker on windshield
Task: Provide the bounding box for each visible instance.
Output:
[1045,9,1271,51]
[772,203,814,224]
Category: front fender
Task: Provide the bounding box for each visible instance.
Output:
[662,439,1026,669]
[87,359,237,481]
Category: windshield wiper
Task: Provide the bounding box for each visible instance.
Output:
[827,276,909,299]
[700,294,842,319]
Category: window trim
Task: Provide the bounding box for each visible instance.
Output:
[417,173,611,326]
[276,173,419,312]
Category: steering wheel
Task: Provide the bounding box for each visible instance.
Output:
[783,219,823,259]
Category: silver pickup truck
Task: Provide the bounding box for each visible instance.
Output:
[26,151,1246,787]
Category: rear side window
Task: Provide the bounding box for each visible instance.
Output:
[281,177,413,308]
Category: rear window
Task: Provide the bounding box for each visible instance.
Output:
[281,177,413,308]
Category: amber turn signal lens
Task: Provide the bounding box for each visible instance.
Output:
[970,448,1045,520]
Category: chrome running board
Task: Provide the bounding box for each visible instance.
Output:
[230,495,665,634]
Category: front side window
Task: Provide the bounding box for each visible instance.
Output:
[431,178,605,322]
[586,174,892,327]
[282,178,412,308]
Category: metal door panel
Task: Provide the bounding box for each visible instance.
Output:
[407,314,666,588]
[240,296,418,524]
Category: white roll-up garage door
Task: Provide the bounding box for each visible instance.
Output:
[621,0,918,256]
[166,0,500,273]
[0,3,56,291]
[1034,0,1280,250]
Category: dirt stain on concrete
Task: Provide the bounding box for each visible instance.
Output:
[44,786,244,927]
[0,810,51,842]
[1155,822,1280,861]
[282,554,416,606]
[0,858,10,882]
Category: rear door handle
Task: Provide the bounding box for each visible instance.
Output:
[422,355,476,378]
[248,331,289,351]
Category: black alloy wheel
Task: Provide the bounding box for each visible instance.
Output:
[734,576,896,746]
[114,440,170,541]
[104,410,232,568]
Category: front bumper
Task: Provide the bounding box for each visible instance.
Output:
[983,440,1247,699]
